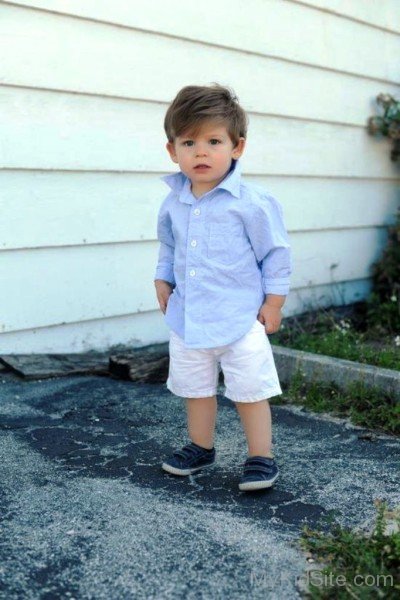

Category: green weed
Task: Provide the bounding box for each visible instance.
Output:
[300,501,400,598]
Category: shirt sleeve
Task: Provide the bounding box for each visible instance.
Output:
[243,193,292,296]
[154,197,176,287]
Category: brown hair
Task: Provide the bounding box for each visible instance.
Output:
[164,83,248,146]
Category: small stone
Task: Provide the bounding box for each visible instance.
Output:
[358,432,377,442]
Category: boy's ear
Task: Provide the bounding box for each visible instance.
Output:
[232,137,246,159]
[166,141,179,164]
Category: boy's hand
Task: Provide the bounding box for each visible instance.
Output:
[257,304,282,334]
[154,279,174,314]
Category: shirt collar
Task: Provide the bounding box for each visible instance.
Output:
[160,158,242,204]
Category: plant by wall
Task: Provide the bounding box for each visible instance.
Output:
[365,206,400,335]
[367,94,400,161]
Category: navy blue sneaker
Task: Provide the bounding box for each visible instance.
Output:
[161,441,216,476]
[238,455,279,491]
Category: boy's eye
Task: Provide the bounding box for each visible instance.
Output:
[181,138,221,146]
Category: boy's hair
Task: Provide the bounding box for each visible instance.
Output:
[164,83,248,146]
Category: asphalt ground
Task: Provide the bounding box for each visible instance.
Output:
[0,372,399,599]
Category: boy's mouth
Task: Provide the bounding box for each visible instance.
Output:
[194,164,211,170]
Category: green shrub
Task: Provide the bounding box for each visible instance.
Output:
[366,206,400,335]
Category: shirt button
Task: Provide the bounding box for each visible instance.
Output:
[191,240,197,247]
[190,269,196,276]
[194,208,200,215]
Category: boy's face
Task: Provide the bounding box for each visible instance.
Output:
[166,121,245,198]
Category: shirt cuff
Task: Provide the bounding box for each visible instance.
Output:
[262,277,290,296]
[154,265,176,287]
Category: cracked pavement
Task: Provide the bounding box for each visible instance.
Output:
[0,371,399,599]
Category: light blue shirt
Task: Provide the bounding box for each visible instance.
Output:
[154,158,292,349]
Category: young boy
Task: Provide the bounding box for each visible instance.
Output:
[154,84,292,491]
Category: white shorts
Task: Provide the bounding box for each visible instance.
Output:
[166,319,283,403]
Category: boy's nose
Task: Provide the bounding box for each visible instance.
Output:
[195,144,208,156]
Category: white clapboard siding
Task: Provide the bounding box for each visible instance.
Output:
[0,278,373,354]
[0,172,168,250]
[0,1,399,353]
[0,311,172,354]
[1,5,399,128]
[295,0,400,34]
[293,228,389,289]
[1,87,398,179]
[1,243,155,333]
[3,0,399,82]
[0,227,389,333]
[284,279,373,317]
[247,176,400,233]
[0,172,398,250]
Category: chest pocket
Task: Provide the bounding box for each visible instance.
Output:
[207,223,244,264]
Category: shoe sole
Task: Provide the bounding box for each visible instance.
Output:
[238,472,279,491]
[161,460,215,476]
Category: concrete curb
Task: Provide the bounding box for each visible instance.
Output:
[271,345,400,401]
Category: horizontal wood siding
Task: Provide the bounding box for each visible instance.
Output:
[0,0,399,352]
[2,0,399,81]
[290,0,400,34]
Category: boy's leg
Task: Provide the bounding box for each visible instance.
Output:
[219,319,282,460]
[166,330,219,450]
[234,399,273,458]
[186,395,217,450]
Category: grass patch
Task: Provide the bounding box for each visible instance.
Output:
[272,304,400,371]
[276,371,400,436]
[299,501,400,598]
[273,329,400,371]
